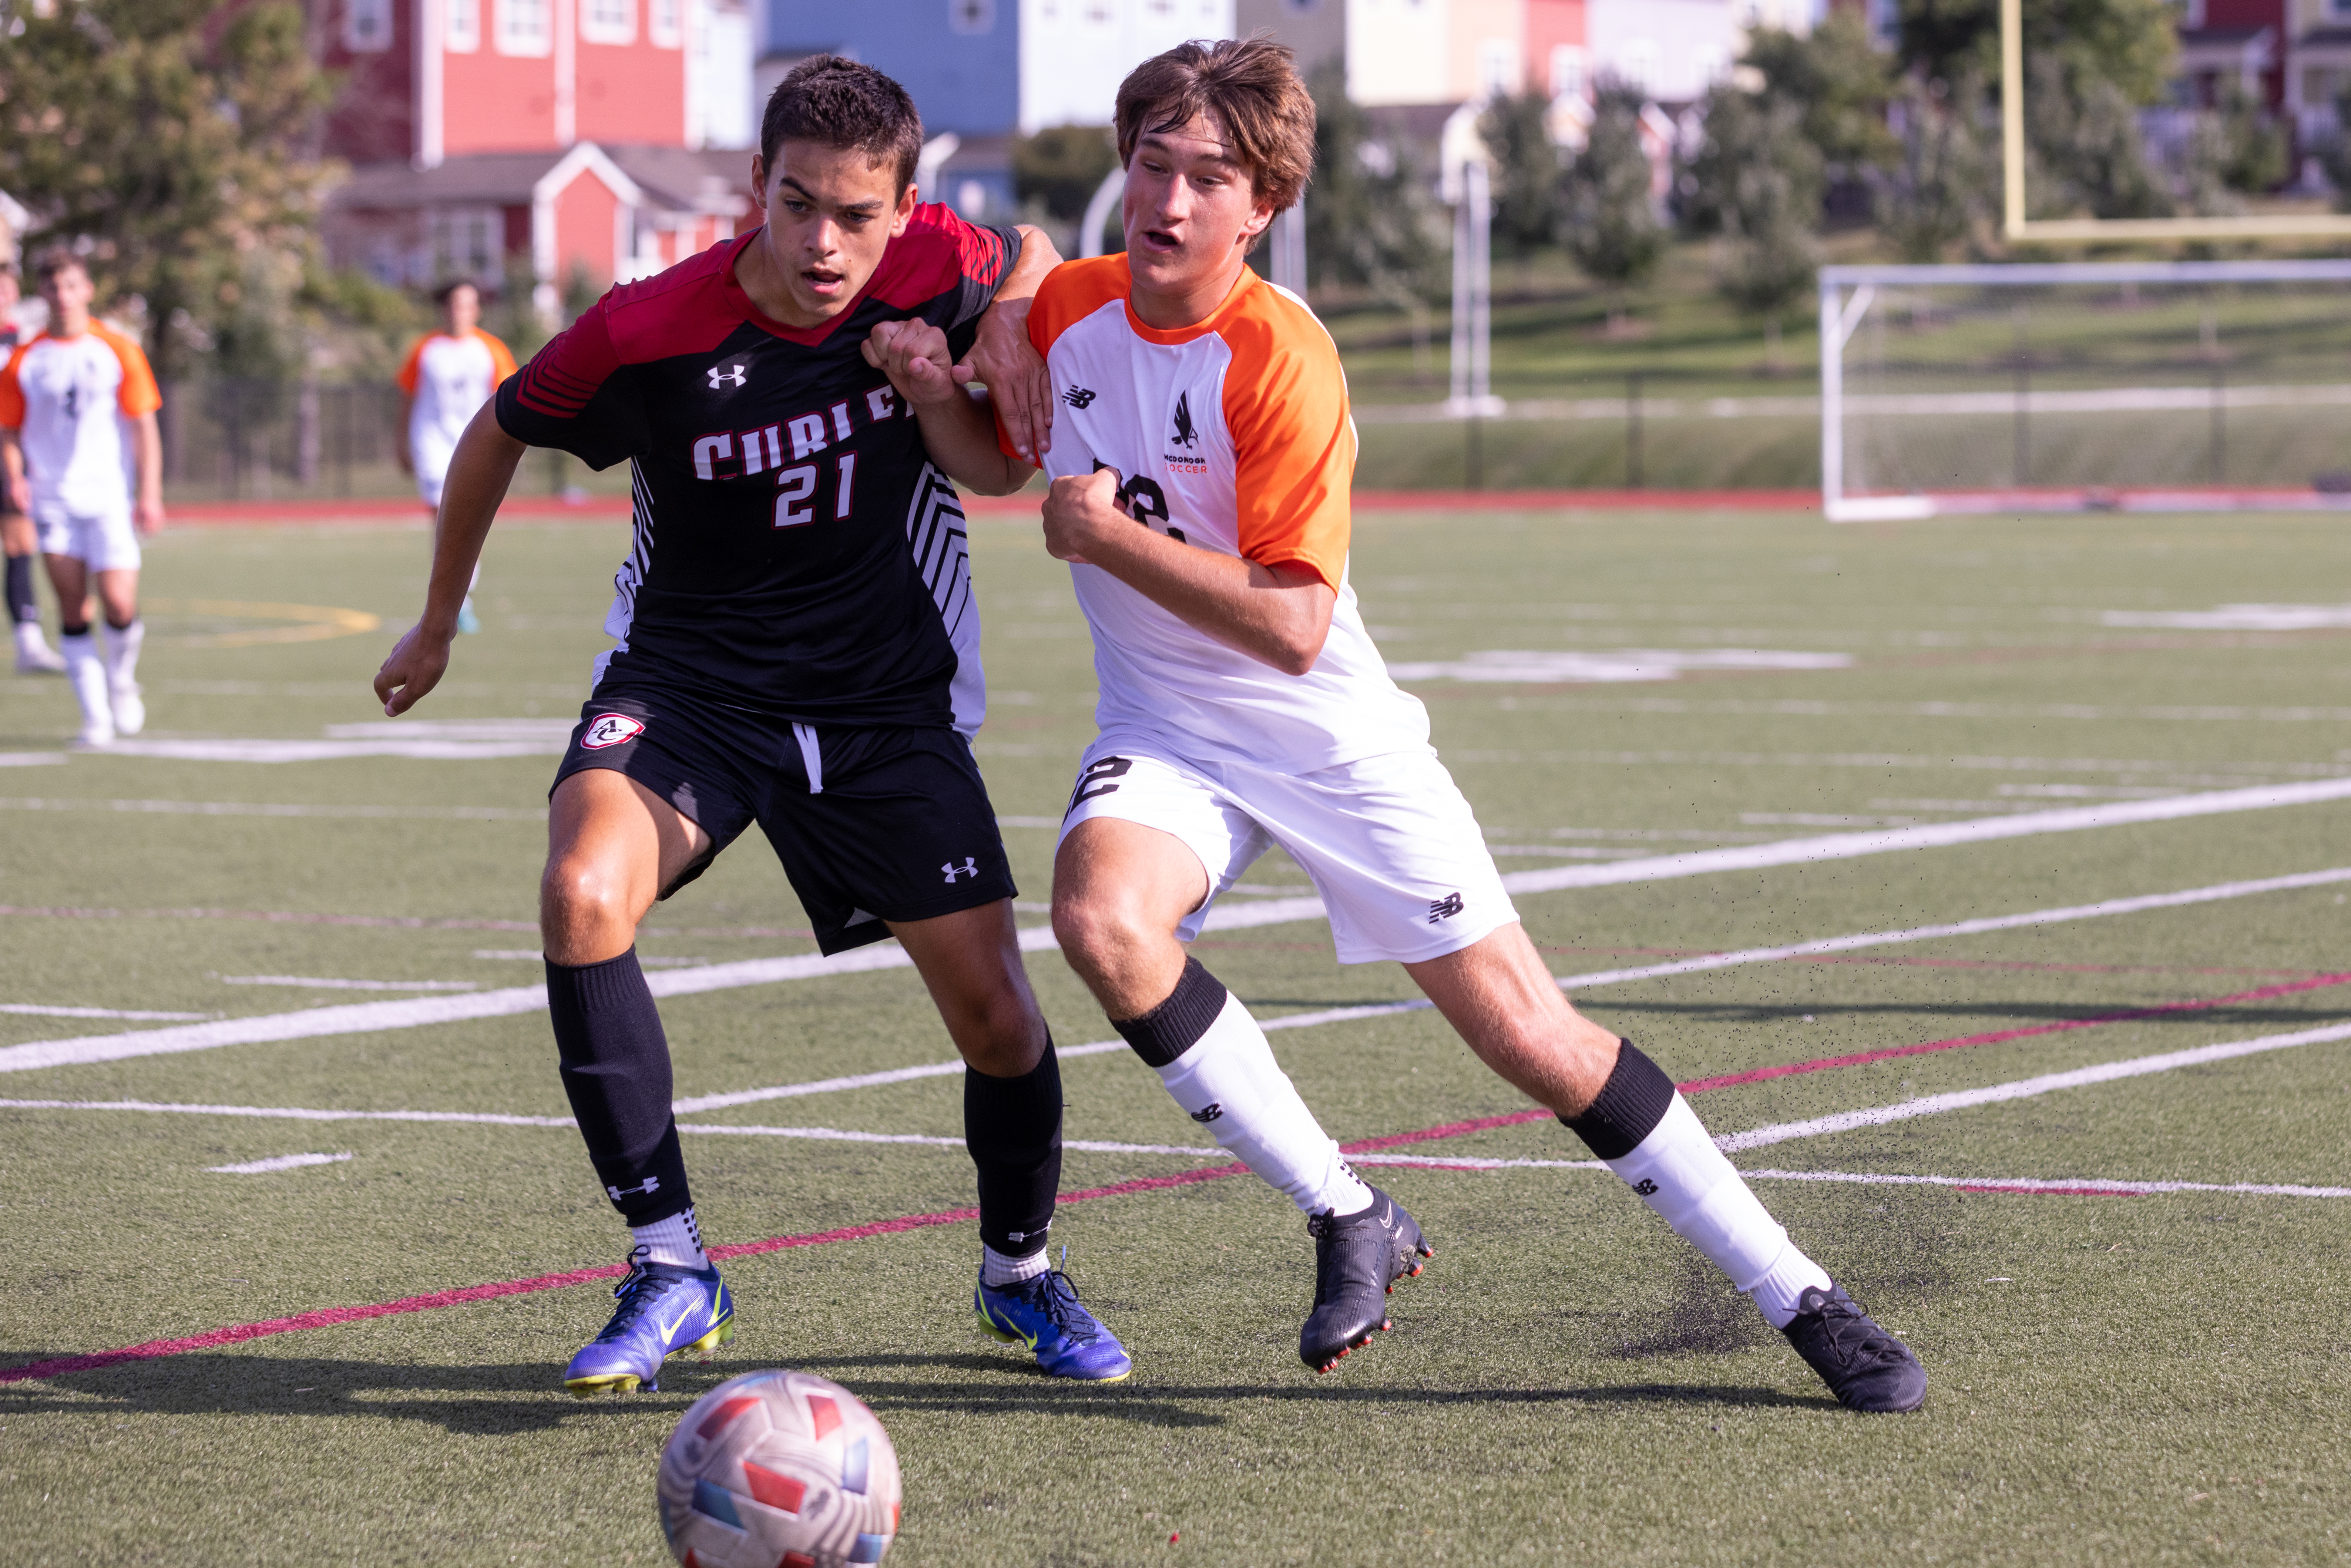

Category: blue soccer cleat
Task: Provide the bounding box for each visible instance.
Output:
[974,1268,1133,1382]
[564,1250,734,1397]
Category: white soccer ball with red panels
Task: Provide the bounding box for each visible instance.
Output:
[658,1370,903,1567]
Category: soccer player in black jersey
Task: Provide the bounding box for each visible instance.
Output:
[373,57,1132,1393]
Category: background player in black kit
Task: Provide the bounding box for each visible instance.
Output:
[372,57,1134,1393]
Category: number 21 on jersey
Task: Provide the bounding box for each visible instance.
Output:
[773,453,856,528]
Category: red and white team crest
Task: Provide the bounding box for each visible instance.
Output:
[580,713,645,749]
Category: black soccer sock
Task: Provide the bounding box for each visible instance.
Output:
[1556,1038,1677,1158]
[4,555,34,626]
[964,1035,1063,1259]
[546,950,693,1226]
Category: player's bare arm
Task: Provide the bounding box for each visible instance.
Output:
[958,225,1059,463]
[864,317,1033,496]
[0,426,25,515]
[373,402,523,716]
[129,410,163,535]
[1041,465,1334,674]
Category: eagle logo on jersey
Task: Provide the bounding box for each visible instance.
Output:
[580,713,646,749]
[1171,390,1199,448]
[706,363,747,389]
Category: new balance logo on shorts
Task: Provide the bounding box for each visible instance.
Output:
[1062,385,1096,408]
[1189,1102,1223,1124]
[581,713,646,749]
[942,856,980,883]
[1427,891,1465,923]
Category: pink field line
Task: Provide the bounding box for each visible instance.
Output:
[10,974,2343,1384]
[1676,971,2351,1093]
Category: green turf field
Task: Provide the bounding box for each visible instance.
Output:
[1,506,2347,1565]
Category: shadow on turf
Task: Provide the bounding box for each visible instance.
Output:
[0,1350,1841,1428]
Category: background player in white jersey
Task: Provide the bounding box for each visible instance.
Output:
[0,252,164,746]
[0,262,66,674]
[396,281,517,637]
[1022,39,1927,1411]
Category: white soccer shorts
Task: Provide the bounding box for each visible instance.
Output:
[34,505,140,572]
[1057,732,1518,966]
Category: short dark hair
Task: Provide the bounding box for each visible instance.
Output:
[431,279,480,306]
[759,56,924,197]
[1116,35,1315,216]
[32,249,87,288]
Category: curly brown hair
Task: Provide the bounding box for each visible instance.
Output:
[1114,35,1316,216]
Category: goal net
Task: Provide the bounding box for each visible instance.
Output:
[1820,261,2351,521]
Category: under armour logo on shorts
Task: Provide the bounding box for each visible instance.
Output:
[942,856,980,883]
[1427,891,1465,923]
[706,363,747,388]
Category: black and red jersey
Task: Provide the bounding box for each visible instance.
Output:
[495,208,1022,732]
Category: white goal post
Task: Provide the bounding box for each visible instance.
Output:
[1819,260,2351,522]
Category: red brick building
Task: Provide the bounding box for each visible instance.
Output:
[318,0,755,317]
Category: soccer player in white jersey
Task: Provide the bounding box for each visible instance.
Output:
[396,281,517,637]
[0,253,164,746]
[1018,39,1926,1411]
[0,262,66,674]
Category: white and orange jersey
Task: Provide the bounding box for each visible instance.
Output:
[0,325,160,519]
[1014,257,1427,770]
[398,328,519,481]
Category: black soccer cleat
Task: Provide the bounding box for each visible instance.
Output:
[1781,1284,1927,1413]
[1299,1186,1433,1373]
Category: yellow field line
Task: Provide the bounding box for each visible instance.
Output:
[144,598,383,648]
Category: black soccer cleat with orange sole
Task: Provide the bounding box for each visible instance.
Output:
[1299,1186,1433,1373]
[1781,1284,1928,1413]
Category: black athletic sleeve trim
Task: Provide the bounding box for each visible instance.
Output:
[495,297,648,470]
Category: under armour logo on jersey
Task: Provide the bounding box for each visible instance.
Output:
[1427,891,1465,923]
[706,363,747,389]
[1632,1178,1659,1196]
[942,856,980,883]
[580,713,645,750]
[605,1176,662,1200]
[1171,390,1199,447]
[1189,1103,1223,1124]
[1062,385,1096,409]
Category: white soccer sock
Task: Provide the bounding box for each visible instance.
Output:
[631,1206,708,1271]
[1156,991,1373,1217]
[1606,1095,1831,1329]
[60,632,110,737]
[102,617,143,694]
[980,1242,1051,1288]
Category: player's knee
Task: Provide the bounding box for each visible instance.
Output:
[540,857,637,940]
[1049,891,1152,977]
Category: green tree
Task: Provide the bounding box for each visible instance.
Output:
[1560,83,1665,325]
[1301,63,1445,298]
[2317,81,2351,213]
[1740,13,1897,178]
[1478,88,1562,263]
[0,0,339,381]
[1684,87,1822,367]
[1012,125,1120,224]
[2214,80,2288,194]
[1880,73,1998,259]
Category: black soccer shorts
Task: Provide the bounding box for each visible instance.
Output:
[550,681,1017,954]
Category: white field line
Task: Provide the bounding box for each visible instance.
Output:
[1714,1021,2351,1152]
[0,796,547,822]
[0,1098,577,1127]
[0,1004,214,1020]
[1737,1168,2351,1199]
[219,976,480,992]
[0,754,65,768]
[206,1152,352,1175]
[10,851,2349,1090]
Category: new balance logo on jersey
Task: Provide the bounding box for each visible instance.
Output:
[1171,391,1199,447]
[1632,1178,1659,1196]
[605,1176,662,1201]
[942,856,980,883]
[580,713,646,749]
[1189,1103,1223,1124]
[1062,385,1096,409]
[706,363,747,389]
[1428,892,1465,923]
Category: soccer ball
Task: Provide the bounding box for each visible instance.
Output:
[657,1369,903,1567]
